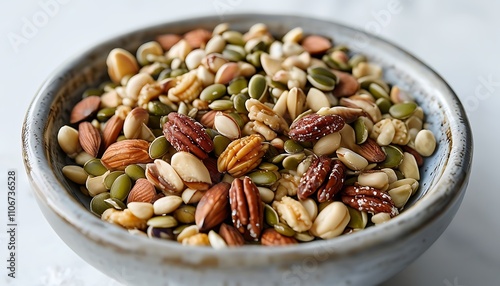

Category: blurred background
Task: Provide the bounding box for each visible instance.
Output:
[1,0,499,285]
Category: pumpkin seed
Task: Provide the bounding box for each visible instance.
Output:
[104,198,126,210]
[222,30,245,46]
[149,136,169,159]
[84,159,108,176]
[205,128,220,139]
[346,206,367,229]
[110,174,132,201]
[389,102,417,119]
[274,222,295,237]
[208,99,233,111]
[369,83,390,100]
[248,74,267,100]
[90,192,112,216]
[348,54,367,68]
[376,97,392,114]
[294,232,315,242]
[307,66,336,80]
[173,205,196,224]
[97,107,116,122]
[246,51,263,68]
[170,68,188,77]
[354,117,368,144]
[270,153,288,164]
[284,139,304,154]
[247,170,278,186]
[264,204,279,227]
[282,153,306,171]
[379,145,404,168]
[258,187,275,204]
[344,176,358,186]
[226,112,246,128]
[233,93,250,113]
[213,135,231,157]
[147,216,178,228]
[307,74,336,91]
[258,162,279,172]
[223,48,245,62]
[82,88,103,98]
[227,77,248,95]
[147,226,175,239]
[358,76,390,93]
[148,101,173,116]
[125,164,146,181]
[200,83,227,101]
[103,171,125,189]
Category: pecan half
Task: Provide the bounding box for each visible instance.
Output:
[217,134,268,177]
[229,177,264,241]
[289,114,345,142]
[341,185,399,217]
[218,223,245,247]
[298,156,332,201]
[163,112,214,159]
[195,182,231,232]
[261,228,298,246]
[317,159,347,203]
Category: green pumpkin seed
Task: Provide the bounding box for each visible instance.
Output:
[282,153,306,171]
[264,204,279,227]
[354,117,368,144]
[348,54,367,68]
[99,81,118,92]
[344,176,358,186]
[274,222,295,237]
[294,232,315,242]
[208,100,233,111]
[148,101,173,116]
[170,68,188,77]
[284,140,304,154]
[248,74,268,100]
[125,164,145,181]
[369,83,390,100]
[268,79,288,90]
[376,97,392,114]
[62,165,88,185]
[110,174,132,201]
[104,197,126,210]
[200,83,227,102]
[157,68,172,80]
[227,77,248,95]
[223,48,245,62]
[82,88,103,98]
[389,102,418,119]
[90,192,112,216]
[347,206,367,229]
[173,224,190,235]
[307,74,336,91]
[258,162,279,172]
[222,31,245,46]
[394,169,405,180]
[270,153,288,164]
[104,171,125,189]
[213,135,232,157]
[379,145,404,168]
[358,76,390,93]
[148,115,162,129]
[307,66,336,80]
[226,112,246,129]
[97,107,116,122]
[147,215,178,228]
[149,136,170,159]
[247,170,278,186]
[318,201,332,212]
[246,51,263,68]
[84,159,108,176]
[173,205,196,224]
[233,93,250,113]
[322,54,341,70]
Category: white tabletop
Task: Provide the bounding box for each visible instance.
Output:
[1,0,498,285]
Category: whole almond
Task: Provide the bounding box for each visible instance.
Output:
[70,96,101,124]
[218,223,244,247]
[78,122,101,157]
[183,28,212,49]
[301,35,332,55]
[127,178,156,204]
[195,182,231,232]
[156,34,182,50]
[261,229,298,246]
[101,115,124,150]
[354,138,387,163]
[101,139,153,170]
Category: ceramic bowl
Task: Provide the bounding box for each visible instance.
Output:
[22,14,472,286]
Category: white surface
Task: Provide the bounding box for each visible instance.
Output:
[0,0,498,285]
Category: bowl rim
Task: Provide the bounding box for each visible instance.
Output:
[22,13,473,263]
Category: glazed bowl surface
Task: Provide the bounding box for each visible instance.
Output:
[22,14,472,286]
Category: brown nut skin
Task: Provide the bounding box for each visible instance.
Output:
[341,185,399,217]
[261,228,298,246]
[289,114,345,142]
[298,156,332,201]
[195,182,231,232]
[229,177,264,241]
[332,70,360,98]
[355,138,387,163]
[163,112,214,160]
[218,223,245,247]
[70,96,101,124]
[400,145,424,167]
[317,159,347,203]
[101,139,153,170]
[78,121,102,158]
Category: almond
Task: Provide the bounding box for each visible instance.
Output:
[78,122,101,157]
[101,139,153,170]
[70,96,101,124]
[261,228,298,246]
[354,138,387,163]
[183,28,212,49]
[101,115,124,150]
[218,223,244,247]
[195,182,231,232]
[301,35,332,55]
[127,178,156,204]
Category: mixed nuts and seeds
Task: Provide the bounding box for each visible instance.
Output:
[58,23,437,247]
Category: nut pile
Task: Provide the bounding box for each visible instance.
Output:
[58,23,437,247]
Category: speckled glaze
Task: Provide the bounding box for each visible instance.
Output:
[22,15,472,286]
